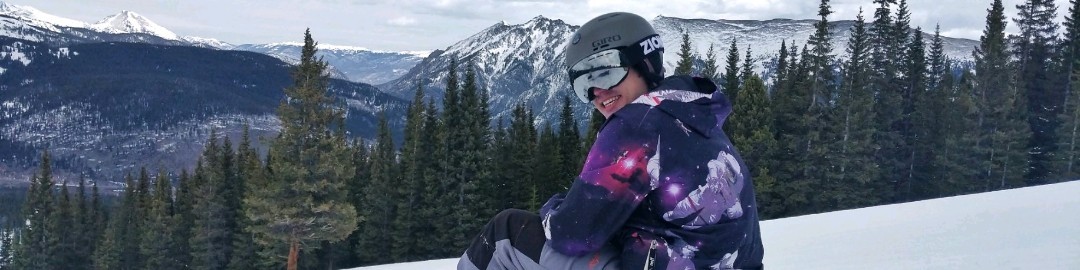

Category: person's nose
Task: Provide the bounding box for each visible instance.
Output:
[591,87,608,98]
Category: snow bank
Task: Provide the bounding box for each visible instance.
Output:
[345,180,1080,269]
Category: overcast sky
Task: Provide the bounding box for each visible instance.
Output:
[9,0,1071,52]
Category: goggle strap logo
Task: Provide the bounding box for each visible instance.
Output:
[640,35,663,55]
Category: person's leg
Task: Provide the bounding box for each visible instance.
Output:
[538,241,620,270]
[458,209,548,270]
[457,209,621,270]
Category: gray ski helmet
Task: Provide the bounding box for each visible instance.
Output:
[565,12,665,102]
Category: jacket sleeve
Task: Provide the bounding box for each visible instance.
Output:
[539,106,660,256]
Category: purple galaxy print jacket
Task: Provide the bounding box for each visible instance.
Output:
[540,76,764,270]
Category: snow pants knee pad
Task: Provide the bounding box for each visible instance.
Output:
[462,209,547,269]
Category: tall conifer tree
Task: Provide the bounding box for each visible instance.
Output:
[246,29,358,270]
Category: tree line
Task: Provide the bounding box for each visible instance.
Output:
[4,0,1080,268]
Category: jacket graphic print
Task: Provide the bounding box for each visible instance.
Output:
[540,76,764,270]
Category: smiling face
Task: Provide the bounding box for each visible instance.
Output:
[591,68,649,118]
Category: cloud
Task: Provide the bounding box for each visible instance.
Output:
[388,16,418,26]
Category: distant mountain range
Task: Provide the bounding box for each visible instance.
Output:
[0,2,409,186]
[0,1,981,186]
[233,43,429,85]
[378,15,980,127]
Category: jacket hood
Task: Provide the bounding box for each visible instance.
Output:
[631,75,730,138]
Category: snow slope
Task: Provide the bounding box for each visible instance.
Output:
[345,180,1080,269]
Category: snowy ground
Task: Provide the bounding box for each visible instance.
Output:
[346,180,1080,270]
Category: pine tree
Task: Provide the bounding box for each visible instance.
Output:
[1013,0,1061,184]
[740,46,755,85]
[556,96,582,194]
[774,40,790,89]
[417,99,455,257]
[902,28,930,200]
[535,123,564,210]
[71,176,94,270]
[795,0,837,212]
[702,44,720,81]
[1055,0,1080,180]
[48,179,76,268]
[390,83,426,261]
[729,74,781,218]
[356,113,397,265]
[245,29,358,270]
[190,133,231,270]
[141,170,177,270]
[16,151,55,269]
[228,124,263,270]
[94,173,138,270]
[824,8,880,210]
[723,38,741,99]
[675,31,695,75]
[452,64,490,251]
[974,0,1032,191]
[771,43,811,217]
[172,169,195,269]
[501,103,539,210]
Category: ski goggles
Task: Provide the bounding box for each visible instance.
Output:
[568,49,632,103]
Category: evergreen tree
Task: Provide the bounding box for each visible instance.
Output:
[870,0,904,203]
[228,125,263,270]
[1013,0,1061,184]
[771,42,811,217]
[500,103,539,210]
[675,31,695,75]
[190,133,231,270]
[535,123,564,209]
[702,44,720,81]
[16,151,55,269]
[417,99,456,257]
[71,176,94,270]
[974,0,1032,191]
[740,46,755,85]
[796,0,837,212]
[823,9,880,210]
[729,75,781,218]
[94,173,139,270]
[775,40,789,88]
[141,170,177,270]
[48,179,76,268]
[903,28,931,200]
[1055,0,1080,180]
[245,29,358,270]
[723,38,741,99]
[173,169,195,269]
[452,64,490,250]
[556,96,582,194]
[391,84,426,261]
[356,113,397,265]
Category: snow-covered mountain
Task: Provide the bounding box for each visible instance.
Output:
[89,10,179,40]
[379,16,980,127]
[378,16,578,124]
[0,38,408,186]
[347,180,1080,270]
[234,42,428,84]
[0,1,228,48]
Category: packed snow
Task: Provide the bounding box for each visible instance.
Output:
[345,180,1080,270]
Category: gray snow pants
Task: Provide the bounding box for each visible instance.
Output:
[457,209,621,270]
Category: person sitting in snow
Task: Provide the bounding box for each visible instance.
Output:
[458,11,764,270]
